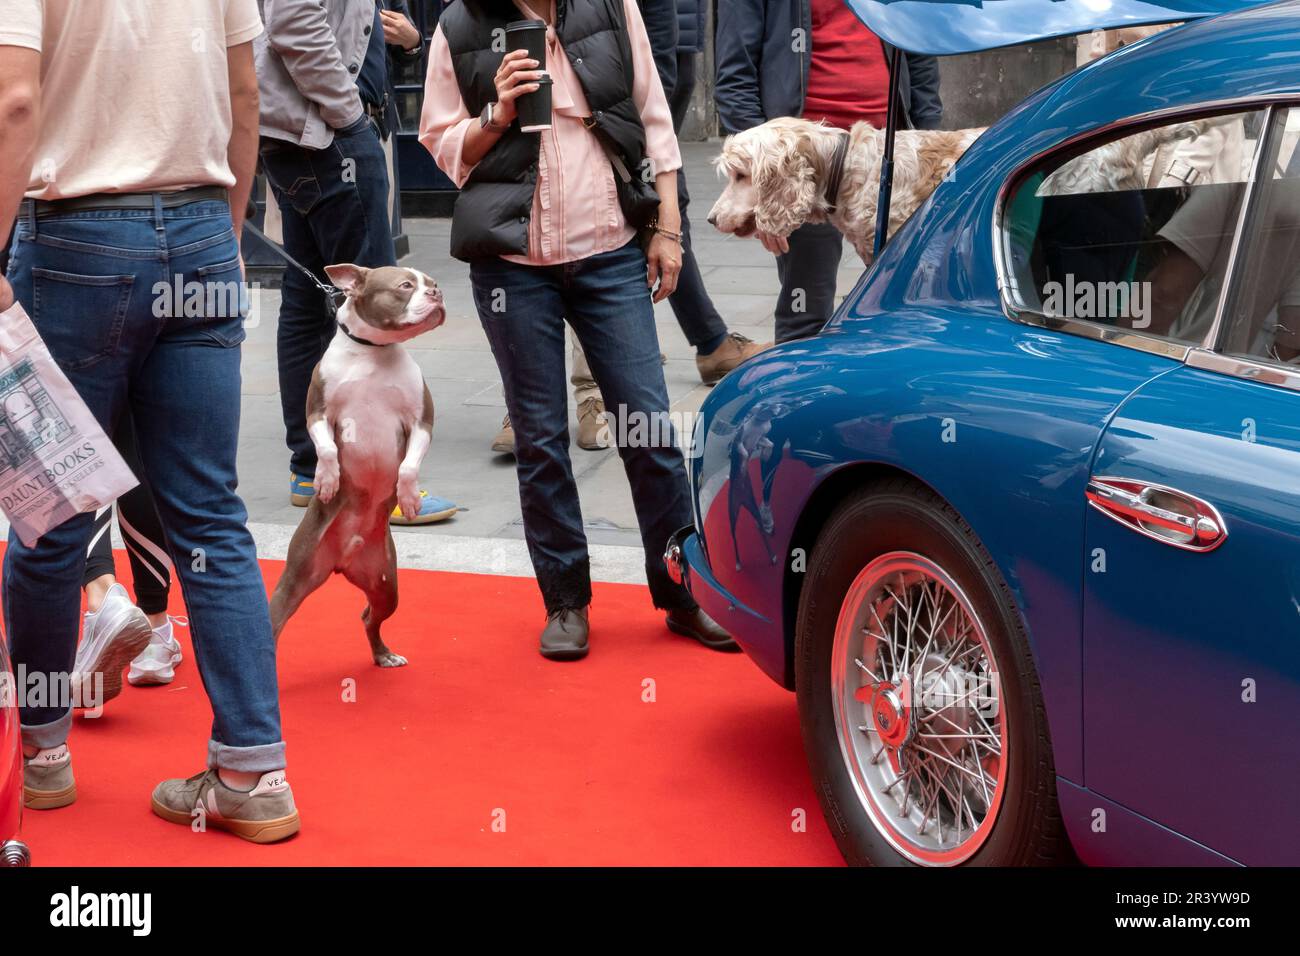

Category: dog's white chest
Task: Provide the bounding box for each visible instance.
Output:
[320,338,424,449]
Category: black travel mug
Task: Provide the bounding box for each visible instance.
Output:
[505,19,551,132]
[517,75,553,132]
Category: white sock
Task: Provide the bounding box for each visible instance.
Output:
[217,768,262,791]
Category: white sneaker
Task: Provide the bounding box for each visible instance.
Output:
[128,615,185,686]
[72,583,153,705]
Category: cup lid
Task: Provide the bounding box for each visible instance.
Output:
[505,19,546,30]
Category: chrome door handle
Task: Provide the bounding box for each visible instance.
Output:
[1086,477,1228,552]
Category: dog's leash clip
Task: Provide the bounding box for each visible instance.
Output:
[245,220,345,319]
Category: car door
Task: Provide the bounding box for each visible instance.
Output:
[1082,105,1300,865]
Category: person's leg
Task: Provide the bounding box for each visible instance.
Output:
[260,140,333,483]
[667,168,729,353]
[105,413,171,622]
[82,506,117,606]
[669,50,696,134]
[570,331,601,406]
[130,201,286,783]
[262,127,397,480]
[3,206,156,770]
[774,221,845,343]
[569,332,609,450]
[564,242,702,612]
[471,257,592,614]
[664,51,766,378]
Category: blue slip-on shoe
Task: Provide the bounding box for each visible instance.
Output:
[390,491,458,526]
[290,471,315,507]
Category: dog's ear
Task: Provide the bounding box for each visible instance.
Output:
[752,126,819,237]
[324,263,370,296]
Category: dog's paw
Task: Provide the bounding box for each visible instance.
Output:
[315,458,340,503]
[396,468,420,520]
[374,651,408,668]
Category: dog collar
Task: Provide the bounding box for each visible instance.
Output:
[824,131,852,214]
[337,321,384,348]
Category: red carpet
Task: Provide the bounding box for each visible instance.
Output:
[18,551,842,866]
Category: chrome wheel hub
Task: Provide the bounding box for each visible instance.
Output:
[830,552,1007,865]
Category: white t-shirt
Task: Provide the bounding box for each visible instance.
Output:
[0,0,263,200]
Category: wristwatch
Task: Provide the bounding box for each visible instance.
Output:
[480,102,508,132]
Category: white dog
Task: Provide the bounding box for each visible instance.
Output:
[708,116,984,264]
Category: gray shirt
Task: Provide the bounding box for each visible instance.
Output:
[256,0,376,149]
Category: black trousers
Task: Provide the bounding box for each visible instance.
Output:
[775,221,845,343]
[82,414,171,616]
[260,122,397,476]
[663,50,727,351]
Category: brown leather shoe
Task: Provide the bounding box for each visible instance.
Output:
[696,333,770,386]
[491,415,515,456]
[665,606,741,652]
[576,398,610,450]
[540,607,590,661]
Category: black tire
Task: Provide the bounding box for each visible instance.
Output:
[794,478,1069,866]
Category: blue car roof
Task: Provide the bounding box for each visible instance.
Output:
[846,0,1272,54]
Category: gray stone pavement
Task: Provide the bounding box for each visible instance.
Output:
[233,142,865,581]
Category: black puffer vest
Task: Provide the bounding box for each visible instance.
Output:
[440,0,659,261]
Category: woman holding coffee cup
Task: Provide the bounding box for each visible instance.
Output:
[420,0,736,660]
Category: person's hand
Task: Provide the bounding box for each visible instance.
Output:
[380,9,421,50]
[492,50,543,127]
[755,230,789,255]
[646,231,681,303]
[0,274,14,313]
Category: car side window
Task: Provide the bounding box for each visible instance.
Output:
[1215,107,1300,367]
[1002,109,1265,347]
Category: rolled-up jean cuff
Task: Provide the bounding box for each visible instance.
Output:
[21,710,73,751]
[207,739,287,774]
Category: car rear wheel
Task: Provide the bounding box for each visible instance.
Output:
[795,479,1068,866]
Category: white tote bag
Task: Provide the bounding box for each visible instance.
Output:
[0,301,137,547]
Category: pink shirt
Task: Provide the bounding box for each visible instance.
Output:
[419,0,680,266]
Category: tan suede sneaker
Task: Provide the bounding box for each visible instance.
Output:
[24,744,76,810]
[576,398,610,450]
[696,333,771,386]
[491,414,515,455]
[151,769,300,844]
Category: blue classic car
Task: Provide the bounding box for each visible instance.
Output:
[668,0,1300,866]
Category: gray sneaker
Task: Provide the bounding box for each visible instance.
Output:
[24,744,77,810]
[151,769,300,844]
[74,583,153,705]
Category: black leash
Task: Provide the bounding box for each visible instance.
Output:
[243,220,383,347]
[243,220,346,320]
[823,130,852,215]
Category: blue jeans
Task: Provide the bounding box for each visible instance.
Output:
[260,121,397,477]
[3,197,284,773]
[471,241,697,613]
[775,220,844,343]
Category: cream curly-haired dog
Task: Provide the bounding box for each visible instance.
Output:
[708,117,984,264]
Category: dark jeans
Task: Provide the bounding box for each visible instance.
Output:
[3,197,284,771]
[83,413,171,616]
[260,119,396,476]
[664,49,727,353]
[775,220,845,343]
[470,241,697,613]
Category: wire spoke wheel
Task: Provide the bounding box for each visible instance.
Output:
[830,551,1007,865]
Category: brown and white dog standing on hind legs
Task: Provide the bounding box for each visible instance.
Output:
[709,117,984,264]
[269,264,445,667]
